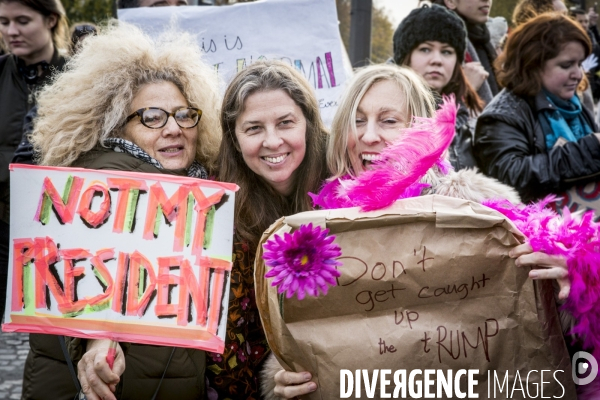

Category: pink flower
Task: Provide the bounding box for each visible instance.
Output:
[237,349,247,362]
[241,297,250,310]
[263,223,342,300]
[249,345,265,361]
[228,342,239,353]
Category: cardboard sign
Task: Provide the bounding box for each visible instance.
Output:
[255,195,576,399]
[118,0,350,126]
[2,164,238,353]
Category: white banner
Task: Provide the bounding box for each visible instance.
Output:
[118,0,350,126]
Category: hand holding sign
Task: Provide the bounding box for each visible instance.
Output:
[78,339,125,400]
[273,369,316,399]
[106,340,118,370]
[256,196,577,399]
[510,243,570,300]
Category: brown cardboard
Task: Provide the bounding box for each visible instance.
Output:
[255,195,576,399]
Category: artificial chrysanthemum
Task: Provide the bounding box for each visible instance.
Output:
[263,223,342,300]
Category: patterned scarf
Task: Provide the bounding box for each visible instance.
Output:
[541,91,594,150]
[104,138,208,179]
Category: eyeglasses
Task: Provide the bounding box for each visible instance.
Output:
[125,107,202,129]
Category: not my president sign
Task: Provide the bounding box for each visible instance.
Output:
[2,164,237,353]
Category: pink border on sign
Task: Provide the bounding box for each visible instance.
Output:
[9,163,239,192]
[3,315,225,352]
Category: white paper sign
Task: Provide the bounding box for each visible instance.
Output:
[2,165,237,353]
[118,0,349,126]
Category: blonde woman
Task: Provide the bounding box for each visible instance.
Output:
[28,22,221,400]
[264,64,571,399]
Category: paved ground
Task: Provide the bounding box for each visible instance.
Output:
[0,332,28,400]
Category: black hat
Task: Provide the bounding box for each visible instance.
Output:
[393,4,467,65]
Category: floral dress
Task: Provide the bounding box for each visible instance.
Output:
[206,239,270,400]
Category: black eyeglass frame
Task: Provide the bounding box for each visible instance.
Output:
[125,107,203,129]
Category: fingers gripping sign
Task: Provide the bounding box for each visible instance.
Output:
[78,339,125,400]
[274,370,317,399]
[509,243,570,300]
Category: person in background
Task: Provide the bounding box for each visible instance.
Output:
[486,16,507,56]
[0,0,68,323]
[12,21,97,167]
[27,22,221,400]
[393,4,483,170]
[431,0,498,104]
[570,7,600,111]
[588,4,600,44]
[0,31,5,55]
[512,0,567,26]
[571,7,596,45]
[69,21,96,54]
[117,0,187,8]
[215,60,329,400]
[475,13,600,204]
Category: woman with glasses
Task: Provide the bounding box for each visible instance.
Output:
[28,22,221,400]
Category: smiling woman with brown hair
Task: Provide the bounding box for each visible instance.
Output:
[213,61,329,399]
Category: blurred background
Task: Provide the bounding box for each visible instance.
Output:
[60,0,572,67]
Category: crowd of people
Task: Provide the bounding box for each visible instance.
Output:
[0,0,599,399]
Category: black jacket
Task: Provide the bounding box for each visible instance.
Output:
[448,102,477,171]
[474,89,600,203]
[0,52,66,180]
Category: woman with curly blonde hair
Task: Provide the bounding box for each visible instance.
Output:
[26,21,221,400]
[31,23,221,172]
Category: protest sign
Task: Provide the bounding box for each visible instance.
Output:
[551,182,600,220]
[118,0,349,126]
[255,195,576,399]
[2,164,237,353]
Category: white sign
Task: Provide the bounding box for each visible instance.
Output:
[119,0,350,126]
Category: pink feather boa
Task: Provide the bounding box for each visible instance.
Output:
[310,97,600,355]
[310,98,457,211]
[483,197,600,358]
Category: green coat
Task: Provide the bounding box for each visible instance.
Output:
[24,147,206,400]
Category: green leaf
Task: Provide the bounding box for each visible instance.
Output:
[207,364,222,375]
[227,355,238,369]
